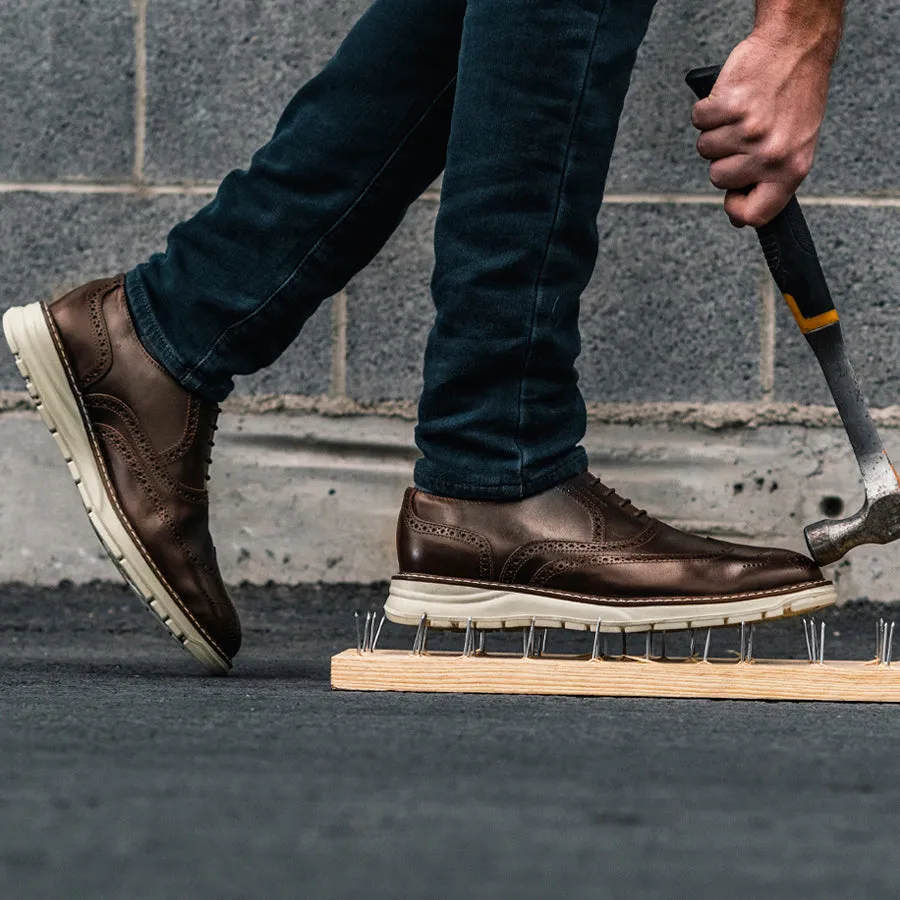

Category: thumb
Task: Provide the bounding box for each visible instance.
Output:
[724,183,791,229]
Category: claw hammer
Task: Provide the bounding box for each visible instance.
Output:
[686,64,900,566]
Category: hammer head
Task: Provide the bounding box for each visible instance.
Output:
[805,490,900,567]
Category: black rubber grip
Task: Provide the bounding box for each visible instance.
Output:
[685,65,721,101]
[685,66,836,327]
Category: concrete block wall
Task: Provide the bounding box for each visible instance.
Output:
[3,0,899,411]
[3,0,900,597]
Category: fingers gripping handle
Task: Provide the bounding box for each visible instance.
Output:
[685,66,838,335]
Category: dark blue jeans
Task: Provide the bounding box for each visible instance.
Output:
[126,0,657,500]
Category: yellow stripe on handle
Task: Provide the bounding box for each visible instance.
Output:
[783,293,839,334]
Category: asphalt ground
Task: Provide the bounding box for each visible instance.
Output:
[3,581,900,899]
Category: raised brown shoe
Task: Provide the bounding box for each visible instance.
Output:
[387,472,836,631]
[3,276,240,673]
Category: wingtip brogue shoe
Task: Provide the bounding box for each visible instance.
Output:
[387,472,836,633]
[3,276,240,673]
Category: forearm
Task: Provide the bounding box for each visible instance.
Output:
[753,0,845,59]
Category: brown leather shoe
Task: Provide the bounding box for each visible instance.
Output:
[3,276,240,673]
[387,472,836,632]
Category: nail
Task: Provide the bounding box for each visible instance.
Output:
[803,618,813,663]
[819,620,826,665]
[645,631,652,661]
[887,622,896,667]
[540,628,548,657]
[703,628,712,663]
[412,613,426,655]
[478,629,486,655]
[463,617,474,657]
[739,622,746,663]
[523,619,537,659]
[747,624,754,662]
[591,617,603,662]
[689,629,696,659]
[373,614,386,651]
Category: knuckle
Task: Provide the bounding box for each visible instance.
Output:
[720,88,747,119]
[723,196,763,229]
[784,161,806,186]
[709,166,729,190]
[744,210,769,229]
[788,149,815,182]
[760,137,788,167]
[740,115,767,142]
[723,196,743,220]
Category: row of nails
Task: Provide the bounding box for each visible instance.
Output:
[360,611,895,664]
[355,609,385,655]
[876,618,896,666]
[802,618,826,665]
[411,614,722,662]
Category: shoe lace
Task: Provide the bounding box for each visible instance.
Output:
[589,475,648,519]
[204,405,220,483]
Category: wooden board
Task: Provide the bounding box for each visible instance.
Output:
[331,650,900,703]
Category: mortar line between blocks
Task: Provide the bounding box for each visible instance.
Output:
[603,194,900,208]
[132,0,148,184]
[759,266,776,397]
[422,192,900,208]
[330,291,349,398]
[0,183,217,196]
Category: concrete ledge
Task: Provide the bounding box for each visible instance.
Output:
[1,409,897,602]
[10,389,900,428]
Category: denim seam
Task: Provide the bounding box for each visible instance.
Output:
[510,6,606,494]
[183,74,459,384]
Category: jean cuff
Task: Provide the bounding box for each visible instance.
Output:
[413,446,589,501]
[124,268,230,402]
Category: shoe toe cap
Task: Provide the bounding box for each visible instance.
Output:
[728,545,825,593]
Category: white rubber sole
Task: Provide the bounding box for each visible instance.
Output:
[3,302,231,675]
[385,576,838,633]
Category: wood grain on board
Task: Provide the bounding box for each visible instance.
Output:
[331,650,900,702]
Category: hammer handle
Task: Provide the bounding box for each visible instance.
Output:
[686,65,900,563]
[685,66,839,335]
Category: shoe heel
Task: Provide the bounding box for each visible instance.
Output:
[3,303,92,484]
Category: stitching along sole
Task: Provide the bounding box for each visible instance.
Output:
[385,576,838,632]
[3,302,231,675]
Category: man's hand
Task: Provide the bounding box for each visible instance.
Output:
[691,2,844,228]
